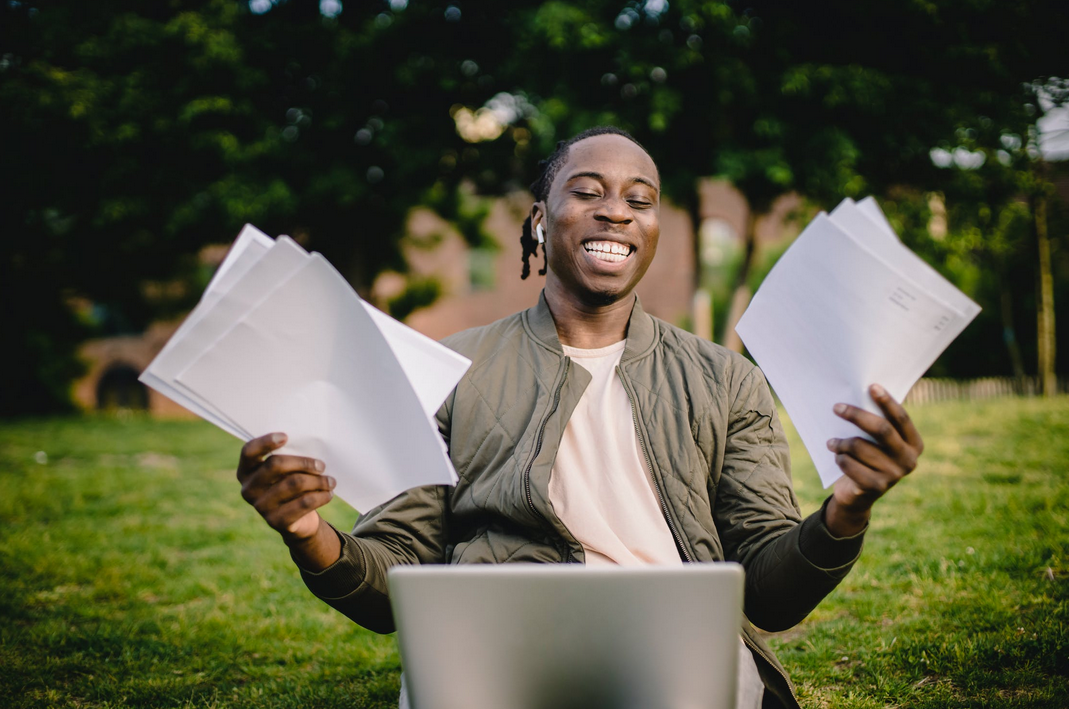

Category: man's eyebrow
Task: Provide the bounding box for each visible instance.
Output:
[564,171,660,191]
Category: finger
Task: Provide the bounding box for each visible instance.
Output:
[238,433,288,478]
[826,436,903,478]
[263,491,335,533]
[869,384,924,454]
[833,402,906,453]
[832,451,890,499]
[241,454,326,499]
[253,471,336,513]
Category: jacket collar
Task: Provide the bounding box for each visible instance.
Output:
[524,290,659,362]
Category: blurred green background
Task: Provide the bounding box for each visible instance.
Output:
[2,0,1068,415]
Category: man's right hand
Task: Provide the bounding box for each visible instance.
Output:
[237,433,336,544]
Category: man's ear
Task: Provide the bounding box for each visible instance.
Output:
[530,201,546,234]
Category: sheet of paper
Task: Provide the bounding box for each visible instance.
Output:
[142,226,470,435]
[176,254,462,512]
[169,236,313,432]
[856,196,899,241]
[829,200,981,322]
[735,210,978,487]
[833,198,896,248]
[145,236,311,438]
[361,302,470,418]
[204,224,276,296]
[140,225,276,437]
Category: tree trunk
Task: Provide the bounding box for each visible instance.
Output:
[721,210,758,352]
[1035,192,1057,396]
[686,196,703,292]
[686,194,714,340]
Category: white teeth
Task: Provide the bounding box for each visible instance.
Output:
[584,241,632,263]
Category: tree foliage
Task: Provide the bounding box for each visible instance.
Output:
[483,0,1068,345]
[2,0,1066,414]
[1,0,513,414]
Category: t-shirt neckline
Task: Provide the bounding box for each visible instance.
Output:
[561,339,627,358]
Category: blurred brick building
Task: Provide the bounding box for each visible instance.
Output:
[74,182,801,415]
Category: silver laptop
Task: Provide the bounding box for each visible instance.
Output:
[388,563,744,709]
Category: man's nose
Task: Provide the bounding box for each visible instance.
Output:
[594,195,632,224]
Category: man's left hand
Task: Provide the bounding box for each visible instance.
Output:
[824,383,924,537]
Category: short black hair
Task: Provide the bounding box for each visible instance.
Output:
[520,126,651,279]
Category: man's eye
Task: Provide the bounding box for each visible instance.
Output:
[573,191,600,199]
[628,199,652,208]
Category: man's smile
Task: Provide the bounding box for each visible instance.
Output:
[583,240,635,264]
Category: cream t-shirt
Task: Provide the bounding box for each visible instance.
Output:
[549,340,680,565]
[547,339,764,709]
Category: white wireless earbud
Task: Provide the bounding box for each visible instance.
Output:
[535,223,545,244]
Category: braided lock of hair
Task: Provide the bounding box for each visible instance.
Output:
[520,126,649,279]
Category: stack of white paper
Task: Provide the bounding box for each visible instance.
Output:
[140,225,471,512]
[735,197,981,488]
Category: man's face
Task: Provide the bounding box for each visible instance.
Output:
[535,134,661,307]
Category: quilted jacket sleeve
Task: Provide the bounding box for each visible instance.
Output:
[292,400,454,634]
[714,366,866,632]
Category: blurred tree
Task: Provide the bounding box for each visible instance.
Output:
[479,0,1068,350]
[911,77,1069,389]
[2,0,1066,414]
[0,0,514,415]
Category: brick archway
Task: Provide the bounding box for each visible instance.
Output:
[95,364,149,411]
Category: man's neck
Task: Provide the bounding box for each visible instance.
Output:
[544,281,635,349]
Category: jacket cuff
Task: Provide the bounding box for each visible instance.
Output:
[798,496,866,571]
[291,526,369,600]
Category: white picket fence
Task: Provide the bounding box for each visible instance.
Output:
[904,376,1068,405]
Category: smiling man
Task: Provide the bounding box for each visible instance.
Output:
[235,127,924,709]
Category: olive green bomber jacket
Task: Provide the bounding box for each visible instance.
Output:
[297,294,866,709]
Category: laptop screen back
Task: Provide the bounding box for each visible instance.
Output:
[388,563,744,709]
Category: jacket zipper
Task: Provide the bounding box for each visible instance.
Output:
[523,357,571,524]
[741,632,800,708]
[619,369,694,563]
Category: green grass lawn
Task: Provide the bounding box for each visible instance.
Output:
[1,397,1067,708]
